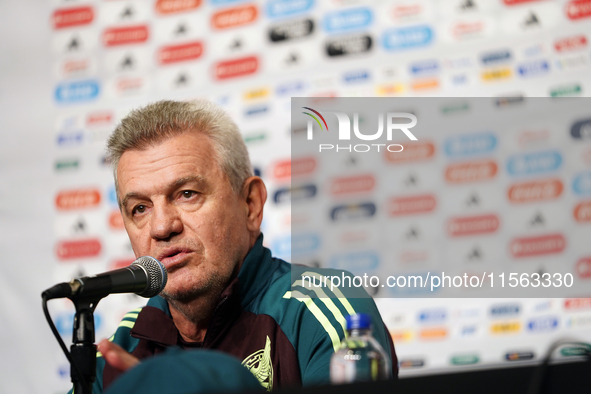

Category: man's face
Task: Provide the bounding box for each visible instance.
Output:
[116,131,252,302]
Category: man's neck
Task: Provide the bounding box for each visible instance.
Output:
[167,291,221,343]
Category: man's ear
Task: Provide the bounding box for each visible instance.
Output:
[242,176,267,233]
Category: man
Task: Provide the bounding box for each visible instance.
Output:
[92,100,397,393]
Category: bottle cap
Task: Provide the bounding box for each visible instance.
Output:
[346,313,371,330]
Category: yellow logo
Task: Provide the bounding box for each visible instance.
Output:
[242,336,274,391]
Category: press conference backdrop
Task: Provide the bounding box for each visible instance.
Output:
[1,0,591,393]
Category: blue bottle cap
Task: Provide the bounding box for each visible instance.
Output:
[346,313,372,330]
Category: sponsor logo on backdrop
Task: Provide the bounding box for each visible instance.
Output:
[491,322,521,334]
[506,151,562,176]
[496,96,524,107]
[412,79,439,91]
[277,80,305,95]
[491,304,520,317]
[399,358,425,368]
[574,201,591,222]
[565,298,591,309]
[323,8,372,33]
[450,354,479,365]
[392,4,424,20]
[343,70,370,83]
[331,174,375,195]
[385,141,434,163]
[56,188,101,210]
[419,327,448,340]
[244,105,268,116]
[508,179,563,203]
[214,56,259,79]
[382,26,433,50]
[576,257,591,278]
[481,49,512,64]
[243,87,269,100]
[517,60,550,77]
[55,158,80,171]
[447,214,500,237]
[86,111,113,127]
[565,0,591,20]
[445,160,498,183]
[212,5,258,29]
[330,202,376,221]
[527,316,559,332]
[570,118,591,139]
[444,132,497,157]
[388,194,436,216]
[55,80,100,103]
[503,0,544,5]
[566,315,591,329]
[330,251,379,272]
[158,42,203,64]
[56,238,102,260]
[266,0,314,18]
[326,34,373,57]
[110,258,135,270]
[291,233,320,255]
[418,309,447,323]
[452,21,485,40]
[52,7,94,29]
[103,25,149,46]
[269,19,314,42]
[273,184,317,204]
[505,351,535,361]
[410,59,439,75]
[273,157,316,179]
[554,35,587,52]
[572,172,591,195]
[510,234,566,258]
[55,312,102,336]
[108,211,125,230]
[481,68,512,81]
[155,0,201,14]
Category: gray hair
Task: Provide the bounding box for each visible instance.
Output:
[106,100,253,199]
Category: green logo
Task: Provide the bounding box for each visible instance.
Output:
[550,84,581,97]
[55,158,80,171]
[451,354,479,365]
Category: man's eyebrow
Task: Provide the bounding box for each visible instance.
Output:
[120,176,207,209]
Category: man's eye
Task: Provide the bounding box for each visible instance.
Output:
[181,190,196,199]
[132,205,146,215]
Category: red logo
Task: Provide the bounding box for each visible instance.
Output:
[331,174,375,195]
[555,35,588,52]
[385,141,435,163]
[52,7,94,29]
[214,56,259,80]
[56,239,101,260]
[510,234,566,258]
[508,179,563,203]
[155,0,201,14]
[110,258,135,270]
[564,298,591,309]
[566,0,591,20]
[392,4,423,19]
[116,77,145,93]
[388,194,436,216]
[86,111,113,127]
[62,59,90,75]
[212,5,258,29]
[574,200,591,222]
[452,22,484,38]
[273,157,316,179]
[448,214,500,237]
[445,160,498,183]
[576,257,591,278]
[56,189,101,210]
[103,25,149,46]
[503,0,543,5]
[158,41,203,65]
[109,211,125,230]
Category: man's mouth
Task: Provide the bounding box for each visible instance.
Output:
[157,247,193,270]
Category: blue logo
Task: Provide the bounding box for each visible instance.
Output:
[56,131,84,147]
[245,105,269,117]
[107,185,118,206]
[330,202,376,221]
[517,60,550,77]
[55,312,102,336]
[273,184,317,204]
[570,118,591,140]
[210,0,248,5]
[330,251,379,273]
[55,80,100,103]
[490,304,520,317]
[410,59,439,75]
[444,132,497,157]
[343,70,370,83]
[573,172,591,195]
[323,8,372,33]
[419,309,447,323]
[452,74,468,85]
[506,151,562,176]
[276,80,305,96]
[266,0,314,18]
[481,49,512,65]
[461,325,478,336]
[382,26,433,51]
[527,316,558,332]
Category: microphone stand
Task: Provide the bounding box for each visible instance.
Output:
[70,295,101,394]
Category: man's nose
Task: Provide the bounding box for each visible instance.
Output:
[150,203,183,240]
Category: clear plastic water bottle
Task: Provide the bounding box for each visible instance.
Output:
[330,313,390,384]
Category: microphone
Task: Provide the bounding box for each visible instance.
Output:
[42,256,168,300]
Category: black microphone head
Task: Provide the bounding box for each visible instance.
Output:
[131,256,168,297]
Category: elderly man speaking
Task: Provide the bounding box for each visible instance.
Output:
[87,100,396,393]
